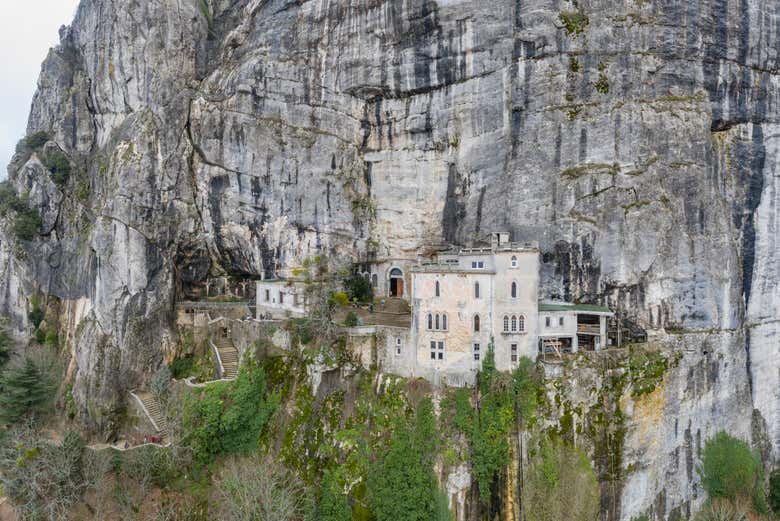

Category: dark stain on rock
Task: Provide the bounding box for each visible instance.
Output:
[442,164,467,245]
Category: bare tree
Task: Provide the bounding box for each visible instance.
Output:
[213,455,313,521]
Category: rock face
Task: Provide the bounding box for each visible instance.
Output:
[2,0,778,518]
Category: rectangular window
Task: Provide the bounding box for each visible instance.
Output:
[265,289,270,302]
[478,261,484,269]
[279,292,284,304]
[545,316,551,327]
[559,317,564,327]
[473,343,480,361]
[471,261,477,269]
[431,341,445,360]
[511,344,518,363]
[438,341,445,360]
[430,341,436,360]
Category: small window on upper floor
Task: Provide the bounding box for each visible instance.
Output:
[559,316,564,327]
[503,315,510,332]
[435,314,440,330]
[471,261,485,269]
[473,343,481,361]
[511,315,518,332]
[518,315,525,332]
[279,292,284,304]
[442,314,448,331]
[427,313,433,330]
[396,336,402,346]
[435,280,440,297]
[545,316,551,328]
[510,343,518,363]
[475,282,481,299]
[265,289,270,302]
[474,315,480,333]
[511,255,518,268]
[511,281,517,299]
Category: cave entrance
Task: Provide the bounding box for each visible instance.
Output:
[389,268,404,298]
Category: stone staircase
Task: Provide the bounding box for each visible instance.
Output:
[134,391,169,444]
[214,335,239,379]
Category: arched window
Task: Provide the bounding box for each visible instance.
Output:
[371,274,378,287]
[435,280,440,297]
[427,313,433,330]
[511,281,517,298]
[511,315,517,332]
[511,255,518,268]
[435,314,440,330]
[503,315,510,332]
[474,315,480,332]
[518,315,525,332]
[442,314,448,331]
[475,282,480,299]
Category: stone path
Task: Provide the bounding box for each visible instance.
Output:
[133,391,169,445]
[214,335,239,379]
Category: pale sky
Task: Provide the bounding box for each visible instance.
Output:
[0,0,81,178]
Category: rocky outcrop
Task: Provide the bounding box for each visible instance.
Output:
[2,0,778,518]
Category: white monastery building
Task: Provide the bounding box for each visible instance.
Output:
[257,232,612,385]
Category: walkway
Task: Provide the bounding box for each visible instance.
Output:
[131,391,169,445]
[213,334,239,379]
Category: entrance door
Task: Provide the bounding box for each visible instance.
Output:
[389,268,404,298]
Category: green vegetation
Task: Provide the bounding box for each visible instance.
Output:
[41,148,72,186]
[344,274,373,303]
[698,431,767,513]
[595,73,610,94]
[559,12,589,36]
[28,294,44,328]
[368,399,447,521]
[0,181,42,241]
[318,469,352,521]
[770,468,780,515]
[628,346,671,397]
[569,55,580,73]
[24,131,50,150]
[441,342,544,505]
[344,311,359,327]
[523,436,599,521]
[198,0,214,35]
[0,355,57,424]
[182,361,279,465]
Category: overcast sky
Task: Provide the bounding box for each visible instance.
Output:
[0,0,81,178]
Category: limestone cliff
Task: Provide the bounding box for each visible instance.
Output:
[2,0,778,519]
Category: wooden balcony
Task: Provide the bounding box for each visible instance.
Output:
[577,324,601,335]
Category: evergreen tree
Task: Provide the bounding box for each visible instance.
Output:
[0,357,54,424]
[318,469,352,521]
[368,399,440,521]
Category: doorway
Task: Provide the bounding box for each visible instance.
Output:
[389,268,404,298]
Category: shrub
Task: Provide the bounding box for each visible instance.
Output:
[331,291,350,307]
[169,355,196,379]
[523,436,599,521]
[14,206,42,241]
[182,361,278,464]
[344,311,359,327]
[344,274,373,303]
[151,365,172,402]
[44,329,58,349]
[0,322,12,368]
[595,73,610,94]
[559,12,589,36]
[24,131,50,150]
[318,469,352,521]
[698,431,766,511]
[28,297,44,328]
[41,149,71,186]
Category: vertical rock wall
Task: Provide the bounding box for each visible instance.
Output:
[0,0,777,516]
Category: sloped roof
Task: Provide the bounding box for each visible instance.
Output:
[539,302,613,314]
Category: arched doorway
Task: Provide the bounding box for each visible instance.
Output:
[389,267,404,298]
